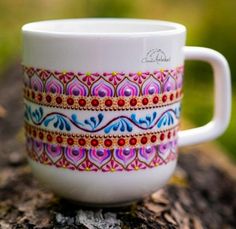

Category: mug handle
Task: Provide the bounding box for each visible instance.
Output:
[178,46,231,147]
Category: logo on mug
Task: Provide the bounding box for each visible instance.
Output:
[142,48,171,64]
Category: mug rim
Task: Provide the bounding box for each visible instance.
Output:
[22,18,186,37]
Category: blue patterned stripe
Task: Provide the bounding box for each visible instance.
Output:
[24,103,181,134]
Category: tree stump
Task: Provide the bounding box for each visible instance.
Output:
[0,63,235,229]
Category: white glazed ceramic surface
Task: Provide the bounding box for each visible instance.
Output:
[22,19,231,205]
[29,159,177,204]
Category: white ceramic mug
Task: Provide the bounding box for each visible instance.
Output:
[22,19,231,205]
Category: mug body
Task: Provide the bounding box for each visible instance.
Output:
[22,19,185,205]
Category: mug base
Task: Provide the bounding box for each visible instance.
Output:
[28,158,177,206]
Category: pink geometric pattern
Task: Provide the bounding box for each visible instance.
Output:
[141,76,161,95]
[91,78,115,97]
[66,77,89,96]
[23,65,183,173]
[23,65,184,97]
[117,78,140,96]
[45,76,64,94]
[26,137,178,172]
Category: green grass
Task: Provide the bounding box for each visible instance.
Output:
[183,62,236,160]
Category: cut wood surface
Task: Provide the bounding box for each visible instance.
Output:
[0,63,235,229]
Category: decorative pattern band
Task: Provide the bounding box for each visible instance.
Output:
[26,137,177,172]
[23,65,183,97]
[24,103,181,134]
[24,87,183,111]
[23,65,182,172]
[25,123,179,149]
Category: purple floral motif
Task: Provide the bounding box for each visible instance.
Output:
[141,76,161,95]
[127,159,146,171]
[163,76,177,92]
[175,66,184,89]
[114,148,136,168]
[26,137,33,152]
[91,78,115,97]
[138,146,156,164]
[23,73,30,87]
[64,146,86,166]
[117,78,139,96]
[32,139,44,157]
[78,72,99,86]
[79,159,98,171]
[24,65,184,96]
[26,135,178,172]
[45,75,64,94]
[88,148,112,168]
[169,66,183,89]
[158,142,171,160]
[30,75,44,92]
[54,71,74,84]
[104,72,125,85]
[154,154,165,165]
[66,77,89,96]
[45,143,63,163]
[36,69,51,80]
[25,67,35,78]
[176,74,183,89]
[171,139,178,153]
[129,71,150,84]
[153,69,169,83]
[102,160,123,172]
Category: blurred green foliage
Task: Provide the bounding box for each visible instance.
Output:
[0,0,235,159]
